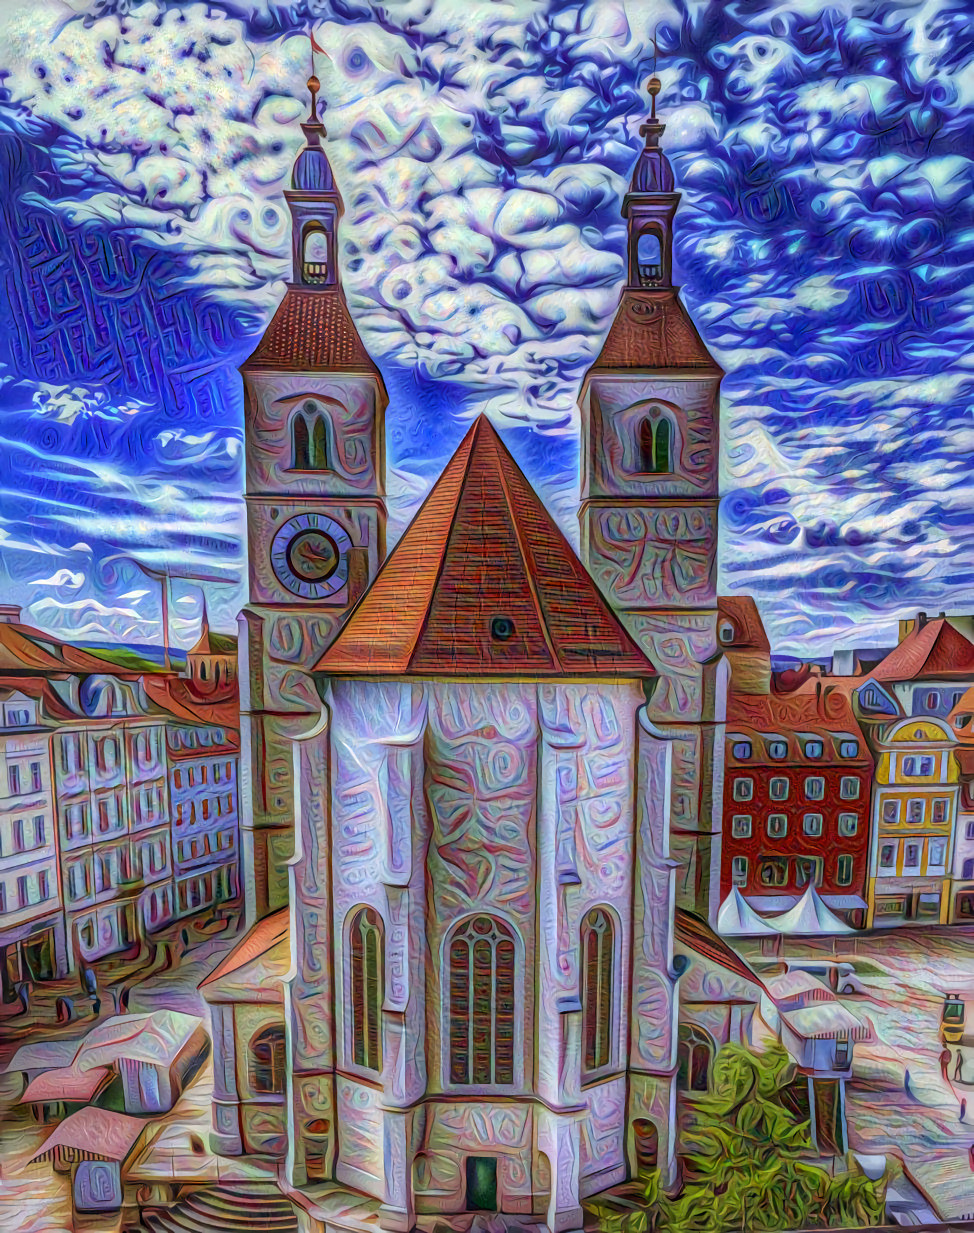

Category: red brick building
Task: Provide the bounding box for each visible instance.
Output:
[720,691,873,927]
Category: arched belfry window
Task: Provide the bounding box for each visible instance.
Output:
[449,915,516,1085]
[582,907,614,1073]
[291,401,332,470]
[249,1024,286,1094]
[636,230,663,286]
[638,415,673,474]
[302,221,331,283]
[349,906,383,1072]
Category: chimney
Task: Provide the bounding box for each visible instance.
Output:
[917,611,927,628]
[0,605,22,624]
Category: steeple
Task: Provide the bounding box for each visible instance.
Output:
[623,77,680,290]
[285,74,343,287]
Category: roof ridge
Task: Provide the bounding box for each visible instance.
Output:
[488,423,560,673]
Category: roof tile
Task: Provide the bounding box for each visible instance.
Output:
[242,287,381,377]
[591,290,721,373]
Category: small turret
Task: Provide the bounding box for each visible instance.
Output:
[286,75,343,287]
[623,77,680,289]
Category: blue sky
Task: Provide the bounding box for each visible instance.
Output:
[0,0,971,655]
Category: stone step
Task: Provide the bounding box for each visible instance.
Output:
[143,1184,298,1233]
[183,1187,297,1220]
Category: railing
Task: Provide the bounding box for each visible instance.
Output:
[302,262,331,284]
[637,262,663,286]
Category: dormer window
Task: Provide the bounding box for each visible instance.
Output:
[732,740,751,759]
[718,622,735,645]
[839,740,859,758]
[804,740,823,758]
[768,740,787,760]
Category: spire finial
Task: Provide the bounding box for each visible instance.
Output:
[647,75,662,121]
[307,73,320,123]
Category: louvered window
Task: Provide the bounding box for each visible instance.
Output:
[449,916,515,1085]
[349,906,383,1072]
[582,908,613,1073]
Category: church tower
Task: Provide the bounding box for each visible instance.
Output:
[579,79,724,916]
[238,75,387,924]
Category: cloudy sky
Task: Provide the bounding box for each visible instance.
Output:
[0,0,971,656]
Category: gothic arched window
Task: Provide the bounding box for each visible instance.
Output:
[449,915,516,1085]
[349,906,383,1072]
[638,415,673,474]
[677,1024,715,1093]
[291,402,331,471]
[249,1024,286,1094]
[582,907,613,1073]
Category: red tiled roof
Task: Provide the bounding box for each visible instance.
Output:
[726,685,871,767]
[872,617,974,682]
[141,675,239,730]
[242,287,382,378]
[199,909,289,988]
[0,624,116,675]
[316,417,655,678]
[30,1107,146,1163]
[589,290,721,373]
[674,909,766,993]
[717,596,770,652]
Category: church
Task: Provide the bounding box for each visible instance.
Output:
[211,71,725,1230]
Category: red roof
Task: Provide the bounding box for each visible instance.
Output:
[316,417,655,678]
[30,1107,146,1163]
[675,909,766,993]
[199,909,289,988]
[726,686,871,768]
[871,617,974,681]
[21,1065,111,1105]
[242,287,382,378]
[0,623,118,675]
[589,290,721,373]
[141,675,239,731]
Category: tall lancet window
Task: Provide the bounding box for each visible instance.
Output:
[292,402,331,470]
[302,221,331,283]
[449,915,516,1085]
[638,416,672,474]
[349,906,383,1072]
[582,907,613,1073]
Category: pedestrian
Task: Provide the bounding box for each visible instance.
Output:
[905,1068,913,1098]
[81,966,97,998]
[968,1142,974,1172]
[941,1048,952,1081]
[957,1052,965,1083]
[961,1099,967,1122]
[55,995,74,1024]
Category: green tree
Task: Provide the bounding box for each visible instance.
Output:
[586,1044,885,1233]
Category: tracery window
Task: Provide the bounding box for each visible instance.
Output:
[582,908,614,1073]
[349,906,383,1072]
[449,915,515,1085]
[249,1025,286,1094]
[291,401,331,470]
[638,415,672,473]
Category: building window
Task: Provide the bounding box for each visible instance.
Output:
[966,821,974,841]
[732,778,753,802]
[449,915,516,1086]
[839,777,860,800]
[677,1025,715,1093]
[907,799,924,824]
[174,770,182,789]
[768,741,788,759]
[795,856,823,887]
[839,740,859,758]
[732,741,751,759]
[903,756,934,777]
[249,1025,286,1095]
[33,815,45,848]
[804,777,824,801]
[12,819,24,853]
[349,907,383,1073]
[767,813,787,839]
[882,800,900,824]
[803,813,823,838]
[292,404,331,470]
[301,223,332,284]
[838,813,859,838]
[927,838,948,870]
[7,765,20,795]
[925,691,939,711]
[30,762,42,792]
[718,621,735,645]
[759,858,788,887]
[581,908,614,1074]
[903,842,921,871]
[804,740,823,758]
[731,856,748,887]
[933,799,949,825]
[38,870,49,899]
[879,842,897,872]
[836,854,854,886]
[963,858,974,879]
[769,777,789,801]
[834,1037,851,1068]
[731,815,751,839]
[638,415,672,474]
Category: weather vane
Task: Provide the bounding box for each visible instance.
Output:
[307,27,329,121]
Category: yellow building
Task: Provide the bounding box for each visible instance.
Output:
[867,717,959,927]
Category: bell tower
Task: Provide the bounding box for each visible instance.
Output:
[238,75,387,925]
[578,78,723,916]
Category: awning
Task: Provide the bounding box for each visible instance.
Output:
[716,887,780,936]
[3,1040,81,1074]
[772,885,855,936]
[764,971,835,1006]
[30,1107,147,1163]
[76,1010,203,1071]
[780,1002,871,1041]
[20,1065,112,1105]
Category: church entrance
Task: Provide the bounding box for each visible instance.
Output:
[465,1157,497,1212]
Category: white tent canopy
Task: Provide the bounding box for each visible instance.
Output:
[77,1010,203,1070]
[717,887,780,936]
[772,884,854,936]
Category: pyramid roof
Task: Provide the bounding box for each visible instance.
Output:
[588,290,721,375]
[241,287,381,380]
[316,417,655,678]
[872,617,974,682]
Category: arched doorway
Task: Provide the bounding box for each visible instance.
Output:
[677,1024,716,1093]
[632,1119,658,1174]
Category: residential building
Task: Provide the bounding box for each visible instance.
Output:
[945,685,974,922]
[866,716,959,926]
[719,690,873,928]
[168,718,239,918]
[869,613,974,718]
[0,683,66,994]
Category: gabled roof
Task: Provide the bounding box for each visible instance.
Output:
[30,1107,146,1163]
[242,287,381,379]
[0,623,115,675]
[199,908,289,990]
[872,617,974,682]
[588,290,721,375]
[676,907,768,988]
[316,417,655,678]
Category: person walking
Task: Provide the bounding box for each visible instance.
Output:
[961,1098,967,1122]
[941,1048,952,1082]
[956,1051,965,1083]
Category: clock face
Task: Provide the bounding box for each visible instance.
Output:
[270,513,352,599]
